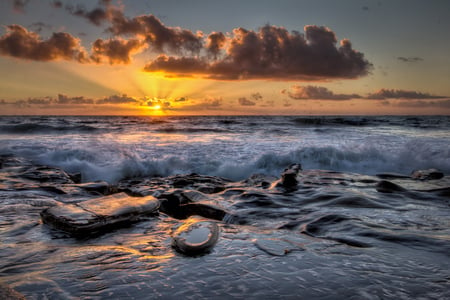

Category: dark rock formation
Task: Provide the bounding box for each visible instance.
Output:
[40,193,160,236]
[411,169,444,180]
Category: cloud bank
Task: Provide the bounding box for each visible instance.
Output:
[0,0,372,81]
[366,89,447,100]
[283,85,361,100]
[144,25,372,80]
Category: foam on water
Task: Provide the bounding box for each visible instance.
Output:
[0,116,449,182]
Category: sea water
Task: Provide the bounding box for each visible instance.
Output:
[0,115,449,299]
[1,115,449,182]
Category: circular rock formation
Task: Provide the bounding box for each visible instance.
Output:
[172,218,220,256]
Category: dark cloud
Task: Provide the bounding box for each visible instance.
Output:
[91,38,144,64]
[0,25,89,62]
[146,99,171,109]
[96,94,139,104]
[367,89,447,100]
[26,97,54,105]
[238,97,256,106]
[397,56,423,63]
[12,0,30,13]
[362,6,370,11]
[63,0,117,26]
[206,32,226,59]
[143,25,372,80]
[56,94,94,105]
[174,97,188,102]
[145,55,208,74]
[108,14,203,54]
[251,92,263,101]
[283,85,361,100]
[202,97,222,109]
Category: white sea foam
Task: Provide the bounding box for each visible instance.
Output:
[1,116,449,183]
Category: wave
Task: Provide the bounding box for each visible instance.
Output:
[11,142,448,184]
[0,123,102,134]
[292,117,375,127]
[154,126,231,133]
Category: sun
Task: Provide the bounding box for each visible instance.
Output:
[152,104,162,110]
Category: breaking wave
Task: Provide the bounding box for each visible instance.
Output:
[8,143,447,183]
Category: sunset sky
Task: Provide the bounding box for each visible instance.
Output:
[1,0,449,115]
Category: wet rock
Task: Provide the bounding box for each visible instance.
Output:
[75,181,111,195]
[376,180,407,193]
[15,165,74,184]
[278,164,302,188]
[254,238,303,256]
[172,217,220,255]
[40,192,160,236]
[243,174,277,189]
[411,169,444,180]
[68,172,82,184]
[376,172,410,179]
[182,190,209,202]
[0,283,26,300]
[181,203,227,221]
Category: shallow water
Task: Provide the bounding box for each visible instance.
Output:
[0,116,449,299]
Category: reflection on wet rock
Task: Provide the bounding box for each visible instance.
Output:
[172,217,220,255]
[40,193,159,236]
[1,155,450,298]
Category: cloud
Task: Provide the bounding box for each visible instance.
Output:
[63,0,118,26]
[238,97,256,106]
[366,89,447,100]
[174,97,188,102]
[143,24,371,80]
[202,97,222,109]
[56,94,94,105]
[96,94,140,104]
[91,38,144,64]
[146,99,171,109]
[397,56,423,63]
[394,99,450,108]
[251,92,263,101]
[0,25,89,62]
[26,97,54,105]
[108,14,203,54]
[283,85,361,100]
[206,32,226,59]
[12,0,30,13]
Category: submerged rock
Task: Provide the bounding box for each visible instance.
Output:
[172,217,220,255]
[254,238,304,256]
[40,192,160,236]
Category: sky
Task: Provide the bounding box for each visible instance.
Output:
[0,0,449,115]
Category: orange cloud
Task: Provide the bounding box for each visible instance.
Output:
[144,25,372,80]
[0,25,89,62]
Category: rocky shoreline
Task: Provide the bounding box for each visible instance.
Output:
[1,153,450,298]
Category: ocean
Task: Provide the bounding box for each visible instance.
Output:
[1,115,449,182]
[0,115,449,299]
